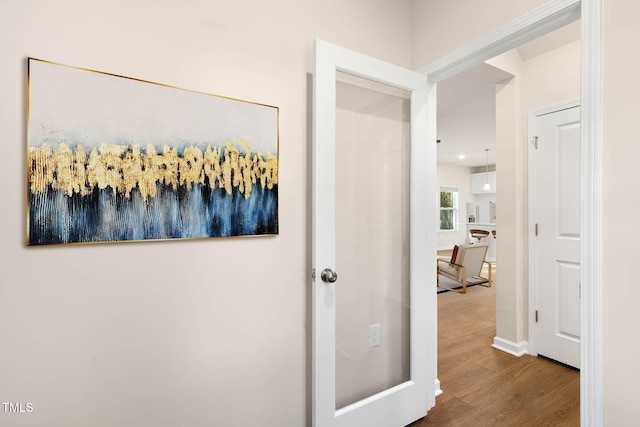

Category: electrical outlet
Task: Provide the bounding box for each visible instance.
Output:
[369,324,380,347]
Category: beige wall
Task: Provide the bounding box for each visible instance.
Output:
[602,0,640,423]
[522,40,581,109]
[492,51,526,346]
[0,1,413,426]
[3,0,640,424]
[411,0,549,68]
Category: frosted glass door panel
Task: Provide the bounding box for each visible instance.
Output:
[334,72,411,409]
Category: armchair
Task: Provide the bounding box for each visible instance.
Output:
[437,244,492,293]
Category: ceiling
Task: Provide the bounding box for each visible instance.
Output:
[437,21,580,168]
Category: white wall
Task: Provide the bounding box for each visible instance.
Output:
[0,1,413,426]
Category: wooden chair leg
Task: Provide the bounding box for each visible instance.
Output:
[488,261,492,287]
[461,266,467,293]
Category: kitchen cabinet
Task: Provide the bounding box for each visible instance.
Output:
[470,171,496,194]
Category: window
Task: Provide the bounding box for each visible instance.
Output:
[440,186,458,231]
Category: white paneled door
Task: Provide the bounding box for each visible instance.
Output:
[312,40,437,427]
[532,103,581,369]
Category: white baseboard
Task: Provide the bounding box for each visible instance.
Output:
[435,378,443,397]
[492,337,528,357]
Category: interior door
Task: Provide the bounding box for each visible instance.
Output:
[312,40,436,427]
[533,103,581,369]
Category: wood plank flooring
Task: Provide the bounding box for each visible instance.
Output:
[410,266,580,426]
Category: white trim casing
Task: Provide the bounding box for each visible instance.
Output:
[579,0,603,425]
[492,337,529,357]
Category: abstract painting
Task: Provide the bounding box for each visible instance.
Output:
[27,58,279,245]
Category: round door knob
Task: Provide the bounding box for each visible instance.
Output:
[321,268,338,283]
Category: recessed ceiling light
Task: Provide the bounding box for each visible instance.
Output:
[458,154,466,160]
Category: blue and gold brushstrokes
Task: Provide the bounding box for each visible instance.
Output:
[28,139,278,245]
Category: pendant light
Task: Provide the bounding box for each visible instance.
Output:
[483,148,491,191]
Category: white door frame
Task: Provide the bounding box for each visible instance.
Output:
[527,98,581,358]
[419,0,602,425]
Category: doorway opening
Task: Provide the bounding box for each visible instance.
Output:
[432,20,581,423]
[425,0,602,424]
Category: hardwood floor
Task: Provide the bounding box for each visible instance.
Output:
[410,266,580,426]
